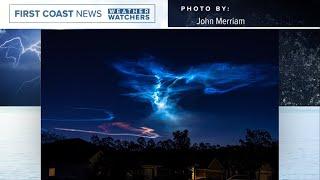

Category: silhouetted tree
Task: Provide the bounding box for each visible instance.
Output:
[160,139,175,150]
[101,137,114,150]
[147,139,156,150]
[137,137,146,150]
[239,129,272,147]
[121,140,130,149]
[42,131,65,144]
[199,142,206,150]
[190,143,198,151]
[114,139,123,150]
[91,135,101,146]
[128,141,140,151]
[173,129,190,150]
[239,129,274,179]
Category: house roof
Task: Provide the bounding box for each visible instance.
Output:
[208,159,224,170]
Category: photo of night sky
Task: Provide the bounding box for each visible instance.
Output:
[42,30,278,145]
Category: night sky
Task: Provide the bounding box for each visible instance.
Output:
[42,30,278,145]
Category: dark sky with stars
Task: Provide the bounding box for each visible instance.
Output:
[42,30,278,145]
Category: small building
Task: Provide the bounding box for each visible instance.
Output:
[123,164,162,180]
[42,138,98,180]
[256,163,273,180]
[142,165,161,180]
[193,159,224,180]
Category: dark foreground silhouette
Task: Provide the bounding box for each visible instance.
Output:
[42,129,278,180]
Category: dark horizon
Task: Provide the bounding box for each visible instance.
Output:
[42,128,278,148]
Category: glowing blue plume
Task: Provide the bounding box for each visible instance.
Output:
[115,60,277,121]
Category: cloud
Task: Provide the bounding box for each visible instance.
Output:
[98,121,160,138]
[55,121,160,139]
[115,59,277,121]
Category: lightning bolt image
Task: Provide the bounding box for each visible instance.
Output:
[115,60,277,121]
[0,35,41,94]
[16,75,41,94]
[0,37,40,66]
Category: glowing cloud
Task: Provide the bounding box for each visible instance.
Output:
[98,122,160,138]
[55,122,160,139]
[51,108,160,138]
[115,60,277,120]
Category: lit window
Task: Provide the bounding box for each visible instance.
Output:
[49,168,56,177]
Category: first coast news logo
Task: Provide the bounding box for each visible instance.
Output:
[9,5,154,23]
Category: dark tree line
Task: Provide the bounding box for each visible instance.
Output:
[42,131,65,144]
[41,129,276,151]
[87,129,276,152]
[42,129,278,180]
[86,129,277,179]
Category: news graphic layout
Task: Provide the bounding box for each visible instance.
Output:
[41,30,279,180]
[0,29,40,105]
[0,1,319,180]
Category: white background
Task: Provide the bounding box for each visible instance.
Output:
[0,107,40,180]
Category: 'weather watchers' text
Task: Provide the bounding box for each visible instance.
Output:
[108,8,150,21]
